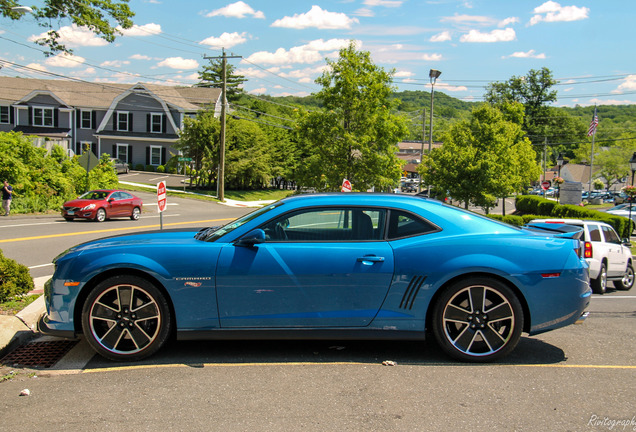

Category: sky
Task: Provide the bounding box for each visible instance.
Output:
[0,0,635,107]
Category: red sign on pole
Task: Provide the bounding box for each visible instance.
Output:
[341,179,352,193]
[541,180,551,191]
[157,181,167,212]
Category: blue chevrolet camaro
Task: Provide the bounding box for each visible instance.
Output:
[40,193,591,362]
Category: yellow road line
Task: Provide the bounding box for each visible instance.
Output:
[0,218,234,243]
[78,362,636,374]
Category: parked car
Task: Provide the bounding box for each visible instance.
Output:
[40,194,590,363]
[61,190,143,222]
[606,204,636,225]
[110,158,130,174]
[527,219,634,294]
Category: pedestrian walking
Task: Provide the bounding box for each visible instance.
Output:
[2,180,13,216]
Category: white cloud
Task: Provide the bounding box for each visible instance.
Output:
[25,63,47,72]
[441,13,497,26]
[503,49,546,59]
[586,98,633,106]
[206,1,265,19]
[354,8,374,17]
[45,53,85,68]
[363,0,403,7]
[100,60,131,67]
[394,70,414,78]
[271,5,359,30]
[200,32,248,49]
[244,38,352,65]
[430,31,452,42]
[117,23,162,36]
[29,24,107,47]
[422,53,443,61]
[460,28,516,42]
[157,57,199,70]
[498,17,519,27]
[436,82,468,92]
[615,75,636,92]
[529,1,589,26]
[249,87,267,95]
[130,54,153,61]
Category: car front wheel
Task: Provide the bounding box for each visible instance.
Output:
[81,275,172,361]
[432,277,523,362]
[614,263,634,291]
[95,208,107,222]
[591,263,607,294]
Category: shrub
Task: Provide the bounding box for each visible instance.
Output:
[157,165,165,173]
[145,165,155,172]
[0,250,33,302]
[135,164,145,171]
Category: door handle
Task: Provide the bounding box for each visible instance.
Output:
[357,256,385,265]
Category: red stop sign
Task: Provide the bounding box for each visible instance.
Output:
[341,179,352,192]
[157,181,167,212]
[541,180,551,190]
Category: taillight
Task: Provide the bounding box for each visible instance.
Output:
[584,241,593,258]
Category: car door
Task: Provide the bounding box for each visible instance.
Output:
[215,207,394,328]
[601,225,627,277]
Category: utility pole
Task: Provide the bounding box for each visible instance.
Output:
[418,108,426,193]
[203,49,241,202]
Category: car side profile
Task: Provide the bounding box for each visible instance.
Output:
[527,219,634,294]
[41,194,590,363]
[61,189,143,222]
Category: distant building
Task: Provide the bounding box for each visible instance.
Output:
[397,140,443,178]
[0,77,222,168]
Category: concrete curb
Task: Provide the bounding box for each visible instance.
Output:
[0,277,48,359]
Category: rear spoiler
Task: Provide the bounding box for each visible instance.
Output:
[524,222,584,241]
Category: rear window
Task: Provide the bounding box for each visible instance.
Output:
[588,224,602,242]
[388,210,438,239]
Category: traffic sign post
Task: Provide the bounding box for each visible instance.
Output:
[157,181,167,230]
[341,179,352,193]
[541,180,551,190]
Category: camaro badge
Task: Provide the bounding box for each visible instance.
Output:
[184,282,202,287]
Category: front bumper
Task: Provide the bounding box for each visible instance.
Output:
[38,314,77,339]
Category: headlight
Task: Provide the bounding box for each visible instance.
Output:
[81,203,96,211]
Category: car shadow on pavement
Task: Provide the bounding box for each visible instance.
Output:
[84,336,566,370]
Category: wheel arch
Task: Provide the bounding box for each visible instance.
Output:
[425,271,532,334]
[73,268,176,335]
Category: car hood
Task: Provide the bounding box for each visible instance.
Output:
[64,198,104,207]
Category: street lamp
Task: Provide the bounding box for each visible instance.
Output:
[556,153,564,203]
[426,69,441,196]
[628,152,636,235]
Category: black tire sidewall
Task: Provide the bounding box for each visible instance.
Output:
[432,277,524,362]
[81,275,172,361]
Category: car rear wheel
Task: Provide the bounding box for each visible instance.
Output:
[81,275,172,361]
[614,263,634,291]
[130,207,140,221]
[591,263,607,294]
[432,277,523,362]
[95,208,107,222]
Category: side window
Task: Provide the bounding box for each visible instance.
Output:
[119,192,133,200]
[588,225,602,242]
[262,208,385,242]
[388,210,437,239]
[601,225,621,244]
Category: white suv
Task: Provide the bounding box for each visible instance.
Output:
[528,219,634,294]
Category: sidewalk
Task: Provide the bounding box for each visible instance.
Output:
[1,278,53,359]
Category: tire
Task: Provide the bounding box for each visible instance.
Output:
[431,277,523,362]
[64,217,74,221]
[591,262,607,294]
[81,275,172,361]
[614,263,634,291]
[130,207,141,221]
[95,208,107,222]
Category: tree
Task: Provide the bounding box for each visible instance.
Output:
[420,103,541,213]
[224,118,272,189]
[175,112,220,188]
[574,133,636,191]
[296,41,407,191]
[1,0,134,55]
[197,59,247,102]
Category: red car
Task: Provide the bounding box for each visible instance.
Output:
[62,190,143,222]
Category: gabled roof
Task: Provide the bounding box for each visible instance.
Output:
[0,77,221,111]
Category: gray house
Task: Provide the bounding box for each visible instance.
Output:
[0,77,222,168]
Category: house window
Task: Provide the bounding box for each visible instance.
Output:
[33,107,54,127]
[117,144,129,163]
[81,110,92,129]
[117,111,129,131]
[150,145,162,165]
[150,113,163,133]
[0,106,9,124]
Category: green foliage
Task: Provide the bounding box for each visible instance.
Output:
[135,163,145,171]
[0,132,118,214]
[157,165,165,173]
[197,58,247,101]
[225,118,272,189]
[0,249,33,302]
[1,0,135,56]
[296,41,408,191]
[486,214,525,226]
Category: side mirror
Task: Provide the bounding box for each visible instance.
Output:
[622,238,632,247]
[236,229,266,247]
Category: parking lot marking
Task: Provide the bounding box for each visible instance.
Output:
[0,218,234,244]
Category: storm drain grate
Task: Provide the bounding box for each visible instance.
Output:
[1,340,78,368]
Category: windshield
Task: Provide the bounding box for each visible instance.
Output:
[202,201,284,242]
[79,190,109,200]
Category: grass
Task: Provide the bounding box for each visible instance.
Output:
[0,294,40,316]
